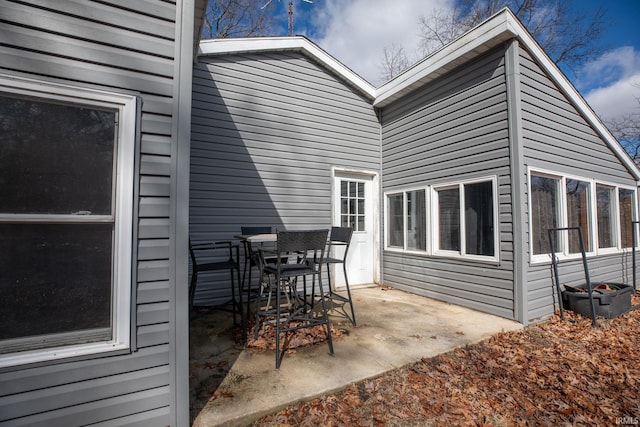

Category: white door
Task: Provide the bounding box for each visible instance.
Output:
[332,172,376,287]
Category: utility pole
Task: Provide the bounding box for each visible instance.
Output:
[262,0,312,37]
[288,1,293,36]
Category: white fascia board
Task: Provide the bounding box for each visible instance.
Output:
[374,9,518,108]
[199,37,376,100]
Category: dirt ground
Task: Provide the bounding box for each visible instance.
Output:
[252,293,640,426]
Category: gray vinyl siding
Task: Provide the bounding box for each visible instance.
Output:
[0,1,184,425]
[380,46,515,319]
[519,47,638,323]
[190,51,380,304]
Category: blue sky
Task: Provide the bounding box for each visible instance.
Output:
[265,0,640,125]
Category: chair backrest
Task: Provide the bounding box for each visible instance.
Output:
[241,226,273,235]
[277,230,329,254]
[330,226,353,244]
[189,239,235,269]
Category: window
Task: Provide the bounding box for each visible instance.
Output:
[385,178,497,260]
[0,75,137,367]
[465,181,494,256]
[529,169,638,262]
[387,193,404,248]
[437,187,460,251]
[597,184,616,249]
[531,175,560,255]
[619,188,635,248]
[407,190,426,251]
[434,180,496,258]
[566,179,591,253]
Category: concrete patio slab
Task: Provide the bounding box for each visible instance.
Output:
[190,286,522,427]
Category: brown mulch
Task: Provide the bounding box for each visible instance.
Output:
[252,293,640,426]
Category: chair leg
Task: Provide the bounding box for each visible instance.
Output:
[229,268,238,326]
[234,266,246,343]
[275,276,283,369]
[315,275,334,355]
[189,271,197,316]
[342,263,356,326]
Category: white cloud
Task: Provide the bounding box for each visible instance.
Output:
[581,47,640,122]
[308,0,454,86]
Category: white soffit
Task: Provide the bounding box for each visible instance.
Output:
[198,36,376,100]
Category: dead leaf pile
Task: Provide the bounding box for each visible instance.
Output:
[253,294,640,426]
[246,321,344,354]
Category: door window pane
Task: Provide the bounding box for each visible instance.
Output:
[387,194,404,248]
[407,190,426,251]
[597,184,616,248]
[566,179,591,253]
[619,188,635,248]
[438,187,460,251]
[531,175,560,255]
[465,181,494,256]
[341,180,365,231]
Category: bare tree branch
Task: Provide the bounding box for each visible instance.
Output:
[411,0,609,76]
[202,0,275,39]
[379,43,412,82]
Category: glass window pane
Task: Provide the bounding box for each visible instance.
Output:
[357,215,365,231]
[388,194,404,248]
[0,95,116,215]
[349,199,356,216]
[341,214,349,228]
[566,179,591,253]
[464,182,494,256]
[531,175,560,255]
[341,198,348,216]
[619,189,635,248]
[341,181,348,197]
[0,223,113,350]
[438,187,460,251]
[597,184,615,248]
[349,181,356,197]
[357,199,365,216]
[407,190,426,250]
[357,182,364,198]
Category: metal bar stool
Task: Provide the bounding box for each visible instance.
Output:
[322,226,356,325]
[254,230,333,369]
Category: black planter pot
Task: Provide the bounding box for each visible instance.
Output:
[563,283,633,319]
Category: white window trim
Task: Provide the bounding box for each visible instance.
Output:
[528,167,638,265]
[384,176,499,263]
[0,74,136,368]
[432,176,499,263]
[384,186,430,255]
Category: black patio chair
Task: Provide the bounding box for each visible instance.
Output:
[189,239,245,341]
[254,229,333,369]
[240,226,275,316]
[321,226,356,325]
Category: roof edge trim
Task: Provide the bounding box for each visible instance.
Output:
[374,8,517,108]
[199,37,376,99]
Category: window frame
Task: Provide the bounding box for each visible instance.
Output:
[384,186,430,255]
[528,167,638,265]
[0,74,137,368]
[384,176,499,263]
[432,177,499,263]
